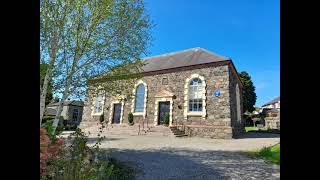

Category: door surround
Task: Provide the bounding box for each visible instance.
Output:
[112,103,121,124]
[158,101,170,125]
[108,101,124,124]
[154,97,173,126]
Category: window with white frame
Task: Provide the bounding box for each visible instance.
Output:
[72,109,79,121]
[134,84,145,112]
[188,78,203,112]
[95,95,104,113]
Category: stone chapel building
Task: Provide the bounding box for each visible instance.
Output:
[81,48,244,138]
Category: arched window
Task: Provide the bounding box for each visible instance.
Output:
[188,78,203,112]
[95,95,104,113]
[134,84,145,112]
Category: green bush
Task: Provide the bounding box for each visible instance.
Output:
[41,120,55,139]
[164,114,169,125]
[41,120,64,140]
[100,113,105,123]
[42,116,54,123]
[128,112,134,124]
[257,144,280,164]
[44,128,114,179]
[246,143,280,165]
[42,122,134,180]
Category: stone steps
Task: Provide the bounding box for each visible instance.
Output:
[82,124,174,137]
[175,134,189,137]
[169,126,188,137]
[81,123,196,138]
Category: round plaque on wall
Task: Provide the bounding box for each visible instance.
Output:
[213,89,221,97]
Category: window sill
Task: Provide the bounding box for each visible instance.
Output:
[133,112,144,116]
[187,112,205,116]
[92,113,103,116]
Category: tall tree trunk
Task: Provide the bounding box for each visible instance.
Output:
[40,35,57,126]
[53,58,76,130]
[53,79,72,130]
[40,69,51,127]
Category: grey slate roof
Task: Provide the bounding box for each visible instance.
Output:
[48,100,84,107]
[44,108,57,116]
[264,108,280,113]
[262,97,280,107]
[141,47,230,72]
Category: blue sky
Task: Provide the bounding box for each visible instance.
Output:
[144,0,280,106]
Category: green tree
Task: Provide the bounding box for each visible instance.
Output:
[239,71,257,113]
[40,0,152,127]
[52,97,60,103]
[40,64,53,105]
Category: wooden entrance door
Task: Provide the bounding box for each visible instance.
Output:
[112,103,121,124]
[158,101,170,125]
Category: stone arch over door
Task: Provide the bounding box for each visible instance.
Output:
[153,90,174,126]
[108,100,125,125]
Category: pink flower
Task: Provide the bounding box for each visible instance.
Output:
[56,138,64,145]
[40,152,48,161]
[40,135,50,143]
[48,144,60,155]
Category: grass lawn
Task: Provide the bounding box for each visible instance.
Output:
[245,126,258,132]
[245,126,280,134]
[246,143,280,165]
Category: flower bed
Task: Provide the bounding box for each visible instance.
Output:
[40,128,65,177]
[40,126,133,179]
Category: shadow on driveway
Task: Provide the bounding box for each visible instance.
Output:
[102,148,280,180]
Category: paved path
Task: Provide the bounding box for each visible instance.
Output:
[81,125,280,180]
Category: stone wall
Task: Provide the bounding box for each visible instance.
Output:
[80,97,102,128]
[177,125,233,139]
[81,63,242,138]
[265,111,280,130]
[228,67,245,137]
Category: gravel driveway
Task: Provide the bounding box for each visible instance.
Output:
[82,125,280,180]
